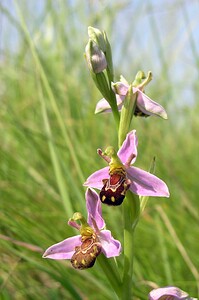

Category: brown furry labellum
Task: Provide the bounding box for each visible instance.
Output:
[134,106,149,117]
[71,236,102,270]
[100,170,131,206]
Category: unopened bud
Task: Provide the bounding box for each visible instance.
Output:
[88,26,106,52]
[85,40,107,74]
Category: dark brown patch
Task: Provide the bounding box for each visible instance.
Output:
[71,237,102,270]
[100,172,130,206]
[134,106,149,117]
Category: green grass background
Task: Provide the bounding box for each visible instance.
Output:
[0,1,198,299]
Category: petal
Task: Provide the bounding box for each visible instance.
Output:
[95,95,123,114]
[95,98,112,114]
[68,220,81,230]
[149,286,192,300]
[86,188,105,230]
[134,88,168,119]
[127,166,170,197]
[112,81,129,96]
[99,230,121,258]
[42,235,81,260]
[83,167,109,189]
[117,130,138,165]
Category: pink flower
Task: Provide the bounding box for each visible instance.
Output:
[95,80,168,119]
[149,286,195,300]
[43,188,121,269]
[84,130,169,205]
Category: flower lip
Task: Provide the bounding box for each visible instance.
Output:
[70,233,102,270]
[94,146,131,206]
[100,172,131,206]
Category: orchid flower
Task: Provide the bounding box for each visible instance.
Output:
[84,130,169,206]
[95,72,168,119]
[149,286,196,300]
[43,188,121,269]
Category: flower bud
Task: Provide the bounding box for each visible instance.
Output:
[85,39,107,74]
[88,26,106,53]
[87,26,114,80]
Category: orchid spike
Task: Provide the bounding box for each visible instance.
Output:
[43,188,121,269]
[84,130,169,205]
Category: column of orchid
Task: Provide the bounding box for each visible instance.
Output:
[42,27,177,300]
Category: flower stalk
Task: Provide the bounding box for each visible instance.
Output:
[122,192,140,299]
[118,92,137,299]
[97,255,122,299]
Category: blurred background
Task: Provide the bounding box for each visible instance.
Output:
[0,0,199,299]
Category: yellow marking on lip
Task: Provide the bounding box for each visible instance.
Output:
[101,195,106,202]
[111,196,115,202]
[81,259,86,265]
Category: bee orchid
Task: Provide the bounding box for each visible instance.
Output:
[84,130,169,205]
[43,188,121,269]
[95,72,168,119]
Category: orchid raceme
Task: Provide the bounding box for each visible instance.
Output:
[42,188,121,269]
[149,286,196,300]
[95,72,168,119]
[84,130,170,205]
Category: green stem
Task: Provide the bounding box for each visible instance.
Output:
[97,255,122,299]
[121,192,140,299]
[122,201,134,299]
[109,88,120,129]
[116,83,139,299]
[118,85,137,147]
[92,72,120,129]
